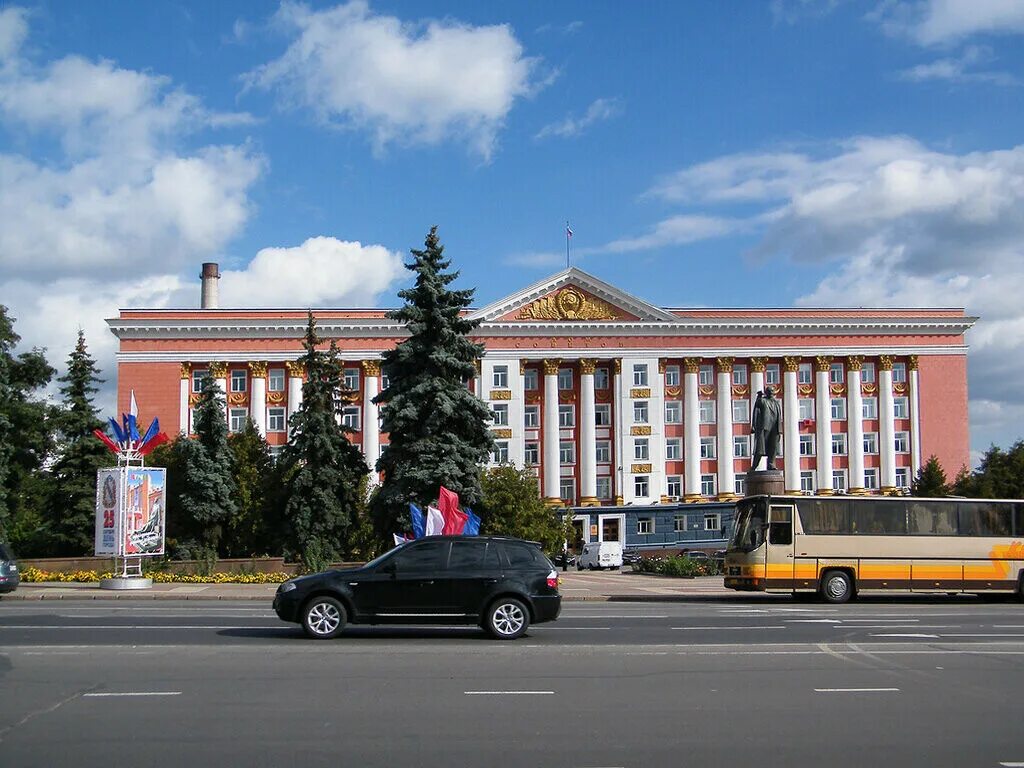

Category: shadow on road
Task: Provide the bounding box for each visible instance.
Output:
[217,626,495,641]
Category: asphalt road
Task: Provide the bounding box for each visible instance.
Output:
[2,598,1023,767]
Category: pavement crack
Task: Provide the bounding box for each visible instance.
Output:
[0,683,101,743]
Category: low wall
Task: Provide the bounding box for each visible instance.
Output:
[18,556,365,576]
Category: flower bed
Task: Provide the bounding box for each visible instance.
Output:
[631,557,720,578]
[19,566,290,584]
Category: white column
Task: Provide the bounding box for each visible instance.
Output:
[815,359,834,494]
[579,360,597,505]
[179,363,191,434]
[286,361,304,426]
[474,359,483,402]
[362,360,381,483]
[847,360,865,493]
[783,360,800,493]
[716,359,735,498]
[909,356,922,476]
[542,359,561,503]
[249,362,267,437]
[613,359,625,504]
[879,357,897,490]
[749,360,766,472]
[510,359,526,469]
[210,362,228,418]
[683,360,701,500]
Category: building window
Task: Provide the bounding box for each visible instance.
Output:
[701,474,716,496]
[343,368,360,391]
[732,365,748,386]
[798,399,814,420]
[492,441,509,464]
[230,369,247,393]
[734,435,750,458]
[895,467,910,488]
[665,401,682,424]
[667,476,682,497]
[704,513,721,531]
[830,398,847,420]
[634,401,649,424]
[799,435,815,456]
[674,514,687,532]
[596,441,611,463]
[633,363,649,387]
[637,518,653,535]
[895,432,909,453]
[865,468,879,490]
[595,367,609,389]
[341,406,361,430]
[894,397,909,419]
[829,362,844,384]
[229,408,247,433]
[665,365,680,387]
[596,477,611,499]
[192,369,208,393]
[559,441,576,464]
[634,438,649,461]
[864,432,878,454]
[635,475,650,497]
[558,368,573,390]
[491,403,509,426]
[862,397,878,419]
[700,436,716,459]
[832,470,846,491]
[268,368,285,392]
[699,400,716,424]
[666,438,682,460]
[523,368,538,390]
[268,445,284,461]
[267,407,286,432]
[698,364,714,385]
[800,471,815,492]
[560,478,575,503]
[732,399,749,424]
[558,404,575,428]
[832,433,848,455]
[892,362,907,383]
[862,362,876,383]
[734,474,746,496]
[524,442,539,465]
[798,363,812,385]
[765,364,780,385]
[492,365,508,388]
[595,403,611,426]
[524,405,539,428]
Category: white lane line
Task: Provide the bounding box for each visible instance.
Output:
[786,619,842,624]
[559,615,669,619]
[941,634,1024,638]
[870,633,939,638]
[840,625,956,630]
[998,762,1024,766]
[672,626,786,630]
[0,625,277,630]
[841,618,919,623]
[993,626,1024,629]
[814,688,899,693]
[546,627,611,631]
[83,696,182,700]
[464,691,554,696]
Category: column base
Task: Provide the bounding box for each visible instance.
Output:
[848,486,867,495]
[614,496,624,505]
[817,488,834,496]
[683,494,707,503]
[880,486,899,496]
[716,492,740,501]
[543,497,563,507]
[579,496,600,507]
[785,489,803,495]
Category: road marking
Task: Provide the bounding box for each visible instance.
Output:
[786,619,842,624]
[83,696,182,700]
[870,633,939,638]
[560,615,669,619]
[814,688,899,693]
[464,691,554,696]
[993,626,1024,629]
[0,625,275,630]
[841,618,919,623]
[841,625,956,630]
[672,626,786,630]
[941,634,1024,638]
[546,626,611,630]
[998,762,1024,766]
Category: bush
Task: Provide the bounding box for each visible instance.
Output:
[632,556,719,578]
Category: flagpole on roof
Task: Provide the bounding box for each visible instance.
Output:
[565,220,572,268]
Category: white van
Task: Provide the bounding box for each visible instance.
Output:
[576,541,623,571]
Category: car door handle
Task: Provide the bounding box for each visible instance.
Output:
[484,578,497,584]
[421,580,434,585]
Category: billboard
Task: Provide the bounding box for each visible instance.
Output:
[95,467,166,557]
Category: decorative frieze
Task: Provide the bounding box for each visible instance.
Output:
[664,386,681,398]
[658,359,667,374]
[579,359,597,375]
[814,355,833,373]
[830,383,846,396]
[285,361,305,377]
[683,357,701,374]
[267,391,285,405]
[492,428,513,439]
[630,425,652,436]
[783,356,801,373]
[208,361,228,378]
[490,389,512,401]
[631,463,652,474]
[630,387,651,398]
[716,356,734,374]
[228,392,248,406]
[516,287,621,321]
[361,360,381,377]
[908,354,919,371]
[749,357,767,372]
[180,362,192,380]
[847,355,864,371]
[542,358,561,376]
[612,359,622,375]
[879,355,895,371]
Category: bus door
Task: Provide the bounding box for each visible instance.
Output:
[765,504,795,589]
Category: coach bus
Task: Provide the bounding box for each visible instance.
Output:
[724,494,1024,602]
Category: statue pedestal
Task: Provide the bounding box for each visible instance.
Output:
[744,469,785,497]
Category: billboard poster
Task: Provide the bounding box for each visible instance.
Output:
[94,468,121,555]
[123,468,166,556]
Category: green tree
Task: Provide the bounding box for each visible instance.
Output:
[279,313,369,571]
[911,454,949,498]
[48,330,110,555]
[952,441,1024,499]
[178,375,237,556]
[372,226,494,536]
[226,419,279,557]
[479,465,570,554]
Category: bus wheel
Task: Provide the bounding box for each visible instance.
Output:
[821,570,853,604]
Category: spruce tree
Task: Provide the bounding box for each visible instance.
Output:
[48,330,110,555]
[280,313,369,570]
[372,226,495,536]
[178,375,237,556]
[226,419,277,557]
[911,455,949,498]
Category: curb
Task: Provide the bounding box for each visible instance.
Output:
[2,592,746,603]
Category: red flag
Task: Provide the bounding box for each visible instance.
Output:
[439,486,467,535]
[138,432,170,456]
[438,486,459,516]
[93,428,120,455]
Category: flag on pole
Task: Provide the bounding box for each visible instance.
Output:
[425,506,445,536]
[410,503,426,539]
[129,390,139,417]
[138,432,170,456]
[464,508,481,536]
[566,225,573,238]
[438,486,459,517]
[93,428,120,455]
[442,507,468,536]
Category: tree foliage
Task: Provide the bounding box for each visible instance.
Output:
[372,226,494,536]
[225,420,279,557]
[479,465,570,554]
[952,441,1024,499]
[279,313,369,570]
[911,454,949,498]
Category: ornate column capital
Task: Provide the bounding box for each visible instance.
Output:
[542,358,561,376]
[519,359,528,375]
[612,358,622,375]
[180,362,192,380]
[248,361,268,378]
[658,358,668,374]
[716,356,734,374]
[579,359,597,375]
[361,360,381,377]
[285,360,306,377]
[814,355,833,373]
[879,355,895,371]
[208,361,228,378]
[749,357,767,372]
[783,356,801,373]
[908,354,919,371]
[474,358,482,374]
[683,357,701,374]
[846,355,864,371]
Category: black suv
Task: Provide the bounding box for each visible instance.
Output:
[0,542,19,594]
[274,536,561,640]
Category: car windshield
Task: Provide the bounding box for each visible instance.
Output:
[360,543,407,570]
[731,498,768,551]
[0,543,11,560]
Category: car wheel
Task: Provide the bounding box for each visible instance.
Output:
[485,597,530,640]
[302,596,347,639]
[820,570,853,604]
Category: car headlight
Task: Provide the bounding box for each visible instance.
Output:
[278,581,297,593]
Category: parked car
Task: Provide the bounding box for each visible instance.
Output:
[677,549,709,560]
[576,541,623,571]
[0,542,20,594]
[273,536,561,640]
[622,547,642,566]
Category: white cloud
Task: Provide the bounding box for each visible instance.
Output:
[601,215,738,252]
[0,7,29,61]
[770,0,849,25]
[245,1,543,160]
[535,97,622,140]
[897,44,1017,84]
[874,0,1024,46]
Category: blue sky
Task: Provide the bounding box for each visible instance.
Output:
[2,0,1024,468]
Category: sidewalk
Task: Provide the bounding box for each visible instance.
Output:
[2,571,757,602]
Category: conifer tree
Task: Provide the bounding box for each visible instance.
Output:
[280,313,369,570]
[372,226,495,536]
[48,331,110,554]
[226,419,277,556]
[911,455,949,498]
[178,375,237,556]
[952,441,1024,499]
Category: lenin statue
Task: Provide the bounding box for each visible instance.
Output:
[750,386,782,470]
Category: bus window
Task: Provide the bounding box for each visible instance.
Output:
[850,499,907,535]
[800,499,851,534]
[1016,504,1024,536]
[768,506,792,545]
[732,498,767,551]
[908,501,957,535]
[958,502,1012,536]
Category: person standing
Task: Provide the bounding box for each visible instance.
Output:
[750,386,782,470]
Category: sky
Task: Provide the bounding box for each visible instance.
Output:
[2,0,1024,470]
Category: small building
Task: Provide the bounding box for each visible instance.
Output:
[565,501,736,554]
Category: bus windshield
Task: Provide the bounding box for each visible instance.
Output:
[731,498,768,551]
